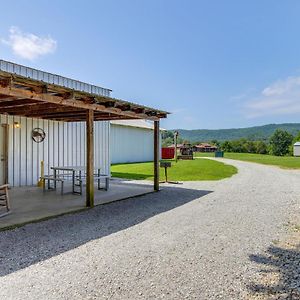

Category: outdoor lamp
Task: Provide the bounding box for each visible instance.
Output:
[13,122,20,129]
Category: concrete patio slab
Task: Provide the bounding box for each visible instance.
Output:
[0,179,154,230]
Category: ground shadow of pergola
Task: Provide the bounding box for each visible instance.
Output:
[0,186,212,277]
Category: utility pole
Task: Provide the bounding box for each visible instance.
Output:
[174,131,178,162]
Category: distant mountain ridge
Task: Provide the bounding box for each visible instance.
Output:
[174,123,300,142]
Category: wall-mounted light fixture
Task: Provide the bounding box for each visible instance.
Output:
[13,122,20,129]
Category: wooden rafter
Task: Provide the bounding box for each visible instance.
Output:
[0,86,160,121]
[0,71,169,122]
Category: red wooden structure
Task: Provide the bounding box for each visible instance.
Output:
[161,147,175,159]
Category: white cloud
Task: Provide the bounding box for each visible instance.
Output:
[244,76,300,118]
[1,26,57,60]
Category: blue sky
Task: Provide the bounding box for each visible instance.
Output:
[1,1,300,129]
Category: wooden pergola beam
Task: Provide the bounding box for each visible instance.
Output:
[86,109,94,207]
[37,115,136,122]
[0,95,15,100]
[0,104,80,114]
[154,120,160,191]
[0,99,40,108]
[0,86,162,121]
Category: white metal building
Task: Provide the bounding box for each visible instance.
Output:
[0,115,110,187]
[110,120,161,164]
[293,142,300,157]
[0,117,160,187]
[0,60,112,187]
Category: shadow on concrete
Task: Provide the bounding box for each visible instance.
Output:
[248,244,300,299]
[0,185,212,277]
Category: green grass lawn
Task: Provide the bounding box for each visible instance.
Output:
[111,159,237,181]
[223,152,300,169]
[194,151,300,169]
[194,152,215,157]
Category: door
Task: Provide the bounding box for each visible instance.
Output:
[0,124,8,185]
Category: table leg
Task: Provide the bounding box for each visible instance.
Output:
[72,170,75,194]
[98,168,100,190]
[105,177,109,191]
[54,169,57,189]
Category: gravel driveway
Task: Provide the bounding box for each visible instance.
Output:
[0,158,299,299]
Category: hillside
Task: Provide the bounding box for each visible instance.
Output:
[174,123,300,142]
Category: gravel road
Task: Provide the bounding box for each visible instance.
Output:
[0,158,299,299]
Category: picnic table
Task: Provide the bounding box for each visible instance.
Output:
[50,166,101,194]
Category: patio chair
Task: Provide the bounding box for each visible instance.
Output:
[0,184,10,217]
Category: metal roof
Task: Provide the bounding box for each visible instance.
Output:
[0,59,169,122]
[0,60,112,97]
[294,142,300,146]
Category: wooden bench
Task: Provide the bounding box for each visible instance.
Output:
[0,184,10,218]
[73,177,83,195]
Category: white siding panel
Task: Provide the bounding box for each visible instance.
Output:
[110,124,154,164]
[294,146,300,156]
[0,115,110,187]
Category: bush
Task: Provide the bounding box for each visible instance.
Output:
[269,129,293,156]
[221,139,268,154]
[254,141,268,154]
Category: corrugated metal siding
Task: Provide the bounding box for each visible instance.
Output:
[0,60,111,97]
[0,114,110,186]
[110,124,159,164]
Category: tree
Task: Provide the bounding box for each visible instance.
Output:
[162,137,173,147]
[230,139,247,153]
[269,129,293,156]
[210,139,220,147]
[221,141,233,152]
[162,130,174,140]
[293,131,300,143]
[254,141,268,154]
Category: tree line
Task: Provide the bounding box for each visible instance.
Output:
[162,129,300,156]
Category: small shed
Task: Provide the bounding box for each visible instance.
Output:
[293,142,300,156]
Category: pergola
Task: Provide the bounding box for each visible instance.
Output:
[0,66,168,207]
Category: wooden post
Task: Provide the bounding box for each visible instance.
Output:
[86,109,94,207]
[154,120,160,191]
[174,131,178,163]
[2,124,9,184]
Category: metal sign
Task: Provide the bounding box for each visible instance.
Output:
[160,161,171,168]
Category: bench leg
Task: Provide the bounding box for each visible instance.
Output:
[72,171,75,194]
[54,170,57,189]
[98,169,100,190]
[5,187,10,212]
[61,181,64,195]
[105,178,109,191]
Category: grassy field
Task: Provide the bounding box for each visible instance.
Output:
[195,152,300,169]
[194,152,215,157]
[225,153,300,169]
[111,159,237,181]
